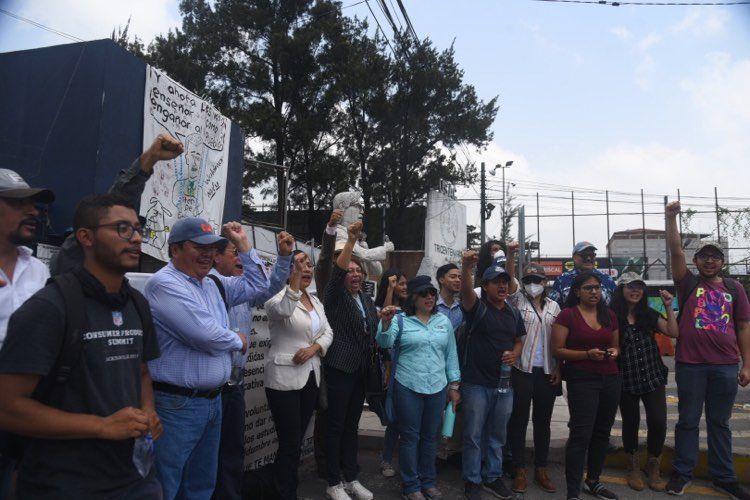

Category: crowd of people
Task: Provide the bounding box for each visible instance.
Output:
[0,134,749,500]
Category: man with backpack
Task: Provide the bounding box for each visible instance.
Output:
[459,250,525,500]
[664,200,750,499]
[0,193,163,499]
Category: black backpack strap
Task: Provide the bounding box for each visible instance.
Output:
[676,274,700,324]
[460,300,488,371]
[34,273,88,404]
[207,274,229,312]
[129,285,156,339]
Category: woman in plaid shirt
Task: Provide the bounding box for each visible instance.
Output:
[610,272,678,492]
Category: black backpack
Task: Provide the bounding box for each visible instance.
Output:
[0,272,155,461]
[677,274,740,324]
[455,299,521,370]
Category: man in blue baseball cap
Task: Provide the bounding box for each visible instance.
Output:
[548,241,616,307]
[458,249,525,500]
[145,218,294,499]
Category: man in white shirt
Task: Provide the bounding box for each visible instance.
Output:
[0,168,55,497]
[0,169,55,347]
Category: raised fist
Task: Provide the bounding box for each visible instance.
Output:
[223,222,250,252]
[328,209,343,227]
[507,241,520,254]
[659,289,674,307]
[347,221,363,242]
[141,133,184,173]
[277,231,295,256]
[665,201,681,218]
[462,250,478,268]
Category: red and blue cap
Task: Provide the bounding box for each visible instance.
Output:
[168,217,227,246]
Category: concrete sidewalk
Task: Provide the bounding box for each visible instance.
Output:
[356,357,750,483]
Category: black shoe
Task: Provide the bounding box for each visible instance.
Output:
[713,481,750,500]
[464,482,482,500]
[482,478,513,499]
[665,473,691,496]
[583,479,618,500]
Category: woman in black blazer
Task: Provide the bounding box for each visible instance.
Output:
[322,220,379,500]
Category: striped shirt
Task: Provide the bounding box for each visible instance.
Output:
[437,294,463,331]
[507,292,561,375]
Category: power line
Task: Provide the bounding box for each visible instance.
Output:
[528,0,750,5]
[364,0,398,55]
[0,7,85,42]
[394,0,419,41]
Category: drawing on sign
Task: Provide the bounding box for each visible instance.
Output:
[143,197,173,250]
[140,66,231,261]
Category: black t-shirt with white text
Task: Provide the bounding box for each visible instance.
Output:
[461,299,526,387]
[0,275,160,499]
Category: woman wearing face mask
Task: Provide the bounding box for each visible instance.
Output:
[505,253,562,494]
[610,273,678,492]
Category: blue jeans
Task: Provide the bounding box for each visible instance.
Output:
[394,380,447,494]
[461,382,514,485]
[673,362,739,482]
[381,422,399,464]
[154,391,223,500]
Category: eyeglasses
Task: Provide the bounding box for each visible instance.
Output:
[87,222,144,240]
[696,253,723,262]
[625,282,646,291]
[581,284,601,292]
[417,289,437,298]
[577,253,596,262]
[522,276,544,285]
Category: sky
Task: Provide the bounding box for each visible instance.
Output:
[2,0,750,260]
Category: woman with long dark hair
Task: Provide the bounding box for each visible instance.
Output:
[609,273,677,492]
[552,271,621,500]
[474,240,505,284]
[374,269,407,478]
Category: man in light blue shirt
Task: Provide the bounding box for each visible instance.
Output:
[209,235,292,500]
[146,218,293,500]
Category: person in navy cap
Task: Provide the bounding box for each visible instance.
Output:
[458,250,525,500]
[378,276,460,500]
[548,241,616,308]
[145,217,294,500]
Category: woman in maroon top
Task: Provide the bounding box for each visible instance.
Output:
[552,271,621,500]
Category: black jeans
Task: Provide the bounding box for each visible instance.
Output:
[620,385,667,456]
[508,367,559,468]
[213,383,246,500]
[564,368,621,498]
[324,365,366,487]
[266,371,319,500]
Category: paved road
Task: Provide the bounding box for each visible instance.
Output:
[297,449,731,499]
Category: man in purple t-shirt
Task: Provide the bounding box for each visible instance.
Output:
[664,201,750,499]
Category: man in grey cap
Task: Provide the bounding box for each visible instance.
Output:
[663,201,750,499]
[0,168,55,496]
[145,217,294,500]
[548,241,616,307]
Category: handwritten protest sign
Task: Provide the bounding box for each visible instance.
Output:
[140,66,231,261]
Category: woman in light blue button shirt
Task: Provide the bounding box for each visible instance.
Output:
[378,275,461,500]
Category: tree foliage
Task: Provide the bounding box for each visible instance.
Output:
[115,0,498,242]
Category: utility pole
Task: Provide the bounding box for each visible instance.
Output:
[489,161,513,240]
[480,162,486,244]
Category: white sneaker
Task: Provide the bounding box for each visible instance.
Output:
[326,483,353,500]
[345,480,374,500]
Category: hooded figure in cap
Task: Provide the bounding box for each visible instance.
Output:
[548,241,616,308]
[0,169,55,349]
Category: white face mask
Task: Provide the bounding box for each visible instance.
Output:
[524,283,544,298]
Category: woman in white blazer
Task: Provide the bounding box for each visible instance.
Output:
[264,250,333,500]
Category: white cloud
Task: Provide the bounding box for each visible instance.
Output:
[15,0,180,45]
[671,7,728,37]
[610,26,632,41]
[523,22,585,66]
[637,34,660,52]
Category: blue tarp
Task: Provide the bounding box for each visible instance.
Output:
[0,39,243,237]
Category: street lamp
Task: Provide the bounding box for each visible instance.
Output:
[490,161,513,239]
